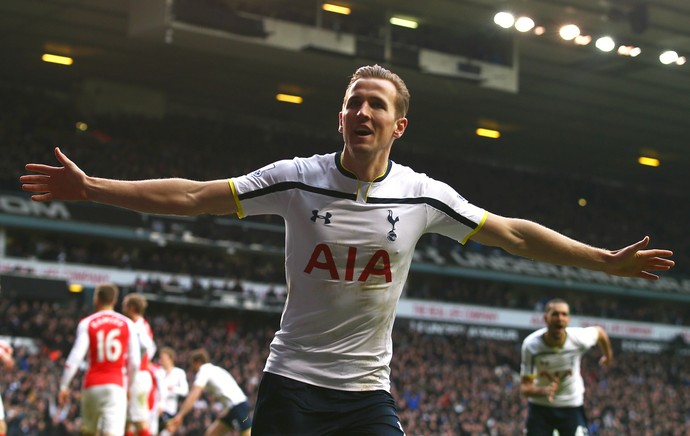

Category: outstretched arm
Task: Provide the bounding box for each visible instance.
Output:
[21,147,237,216]
[595,326,614,367]
[166,384,204,432]
[472,213,674,280]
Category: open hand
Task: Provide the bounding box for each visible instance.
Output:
[20,147,89,202]
[606,236,674,280]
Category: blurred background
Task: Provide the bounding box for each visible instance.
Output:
[0,0,689,434]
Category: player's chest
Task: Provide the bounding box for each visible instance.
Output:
[290,198,425,248]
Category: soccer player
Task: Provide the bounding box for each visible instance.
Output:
[58,283,140,436]
[123,293,157,436]
[165,348,251,436]
[22,64,674,435]
[156,347,189,436]
[145,360,166,435]
[520,298,614,435]
[0,339,14,436]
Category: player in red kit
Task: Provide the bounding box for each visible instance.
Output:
[146,360,166,435]
[123,293,157,436]
[59,283,141,436]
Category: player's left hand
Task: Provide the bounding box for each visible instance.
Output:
[57,388,70,406]
[599,354,613,367]
[606,236,674,280]
[166,415,182,433]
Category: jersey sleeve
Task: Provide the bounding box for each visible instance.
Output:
[127,319,141,387]
[192,364,211,388]
[60,319,90,389]
[574,326,600,349]
[230,158,299,218]
[140,322,156,361]
[519,339,536,379]
[422,177,487,244]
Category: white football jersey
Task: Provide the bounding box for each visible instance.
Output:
[231,152,486,391]
[520,326,600,407]
[194,363,247,408]
[160,366,189,415]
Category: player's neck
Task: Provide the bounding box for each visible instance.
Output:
[543,331,567,347]
[341,147,390,182]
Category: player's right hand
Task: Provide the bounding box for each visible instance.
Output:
[543,376,559,402]
[166,415,182,433]
[21,147,89,202]
[57,387,70,406]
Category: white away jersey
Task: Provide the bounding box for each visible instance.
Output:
[160,366,189,415]
[230,152,487,391]
[193,363,247,409]
[520,326,600,407]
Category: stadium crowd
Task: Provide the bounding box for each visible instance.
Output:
[0,296,689,435]
[5,231,690,327]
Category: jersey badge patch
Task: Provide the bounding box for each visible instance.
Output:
[387,210,399,241]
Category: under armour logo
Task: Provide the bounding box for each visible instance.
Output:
[311,210,332,224]
[387,210,399,241]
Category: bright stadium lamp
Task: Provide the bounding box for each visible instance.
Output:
[494,12,515,29]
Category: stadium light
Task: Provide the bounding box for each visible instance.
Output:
[492,11,686,70]
[595,36,616,52]
[494,12,514,29]
[574,35,592,46]
[618,45,641,57]
[514,16,535,33]
[322,3,351,15]
[389,16,418,29]
[69,283,84,293]
[638,156,660,167]
[559,24,580,41]
[659,50,679,65]
[476,128,501,139]
[42,53,73,66]
[276,94,303,104]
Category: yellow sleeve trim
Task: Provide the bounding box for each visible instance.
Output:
[461,210,488,244]
[228,179,245,219]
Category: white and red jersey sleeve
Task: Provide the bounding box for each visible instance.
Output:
[146,362,166,411]
[134,317,156,370]
[61,310,140,390]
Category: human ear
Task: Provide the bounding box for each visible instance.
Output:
[392,117,408,138]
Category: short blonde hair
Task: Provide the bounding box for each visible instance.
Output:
[343,64,410,118]
[123,293,148,315]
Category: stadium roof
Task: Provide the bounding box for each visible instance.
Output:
[2,0,689,192]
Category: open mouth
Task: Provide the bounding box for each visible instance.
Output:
[355,127,372,136]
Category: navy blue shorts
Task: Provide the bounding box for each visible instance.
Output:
[252,372,405,436]
[219,401,253,432]
[526,402,589,436]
